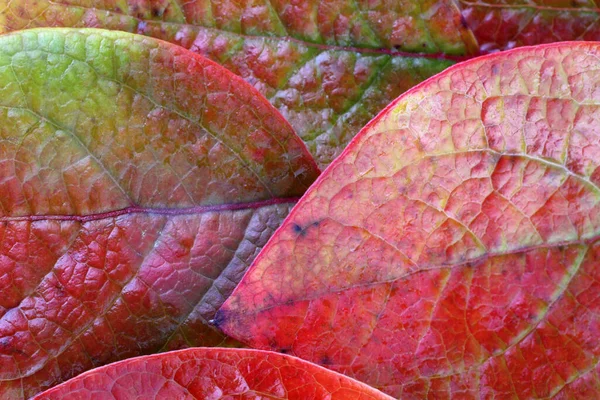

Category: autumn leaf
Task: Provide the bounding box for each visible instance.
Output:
[0,0,476,167]
[0,28,319,399]
[33,348,394,399]
[217,42,600,398]
[458,0,600,52]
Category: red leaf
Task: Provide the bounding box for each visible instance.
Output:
[217,42,600,398]
[458,0,600,52]
[0,28,318,398]
[33,348,393,399]
[0,0,476,166]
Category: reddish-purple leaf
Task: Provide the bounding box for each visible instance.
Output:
[0,28,319,398]
[0,0,476,167]
[458,0,600,52]
[33,348,394,399]
[217,42,600,398]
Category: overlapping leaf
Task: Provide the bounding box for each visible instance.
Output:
[33,348,394,399]
[458,0,600,52]
[217,42,600,398]
[0,28,319,398]
[0,0,475,167]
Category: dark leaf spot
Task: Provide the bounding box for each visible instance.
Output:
[320,355,332,365]
[292,223,302,233]
[0,337,11,350]
[91,357,102,366]
[0,337,26,355]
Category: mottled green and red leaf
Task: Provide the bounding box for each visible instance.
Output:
[0,0,475,166]
[0,28,319,398]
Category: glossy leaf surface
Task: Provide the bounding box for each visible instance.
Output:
[0,28,319,398]
[218,42,600,398]
[459,0,600,52]
[34,348,394,399]
[0,0,475,166]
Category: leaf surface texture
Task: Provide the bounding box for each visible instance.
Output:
[0,28,319,399]
[0,0,474,166]
[218,42,600,398]
[458,0,600,51]
[34,348,394,399]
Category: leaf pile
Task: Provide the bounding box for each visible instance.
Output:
[1,2,600,400]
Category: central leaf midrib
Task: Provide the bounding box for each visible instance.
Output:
[239,231,600,318]
[0,197,300,222]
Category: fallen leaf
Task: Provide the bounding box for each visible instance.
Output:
[217,42,600,398]
[0,28,318,398]
[33,348,394,399]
